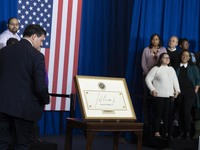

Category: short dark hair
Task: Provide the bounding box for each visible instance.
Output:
[7,17,18,24]
[6,38,19,46]
[178,38,189,46]
[23,24,46,38]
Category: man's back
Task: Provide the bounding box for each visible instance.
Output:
[0,39,49,121]
[0,24,49,150]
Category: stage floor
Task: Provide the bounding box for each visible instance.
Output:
[41,134,157,150]
[40,134,199,150]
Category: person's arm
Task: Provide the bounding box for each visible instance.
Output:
[171,67,181,98]
[145,66,158,96]
[141,48,148,75]
[193,65,200,93]
[191,53,196,64]
[33,52,49,104]
[0,35,8,49]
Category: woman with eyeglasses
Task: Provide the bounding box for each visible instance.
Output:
[145,53,180,138]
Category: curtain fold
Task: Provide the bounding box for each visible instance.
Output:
[78,0,133,77]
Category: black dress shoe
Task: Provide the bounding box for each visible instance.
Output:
[31,137,42,142]
[184,132,190,140]
[176,132,184,139]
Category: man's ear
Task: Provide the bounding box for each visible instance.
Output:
[31,34,37,40]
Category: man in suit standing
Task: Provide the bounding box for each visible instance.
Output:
[0,24,49,150]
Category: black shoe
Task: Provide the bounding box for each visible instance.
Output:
[184,132,190,140]
[176,132,184,139]
[31,137,42,143]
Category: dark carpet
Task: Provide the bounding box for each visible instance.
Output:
[40,134,157,150]
[40,134,199,150]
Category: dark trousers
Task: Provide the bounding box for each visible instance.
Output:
[177,94,195,134]
[32,122,40,140]
[152,97,170,134]
[142,75,153,125]
[0,113,34,150]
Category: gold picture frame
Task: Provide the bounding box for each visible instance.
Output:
[74,75,136,121]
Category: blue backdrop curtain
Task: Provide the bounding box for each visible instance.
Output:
[78,0,133,77]
[0,0,18,33]
[1,0,200,135]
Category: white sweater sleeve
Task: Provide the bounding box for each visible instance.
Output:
[145,66,158,92]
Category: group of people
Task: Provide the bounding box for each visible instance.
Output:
[142,34,200,140]
[0,17,49,150]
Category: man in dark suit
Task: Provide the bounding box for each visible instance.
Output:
[0,24,49,150]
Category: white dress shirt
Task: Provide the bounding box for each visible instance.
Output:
[180,63,188,68]
[0,29,20,49]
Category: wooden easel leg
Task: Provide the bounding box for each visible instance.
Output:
[64,126,72,150]
[134,131,142,150]
[113,132,119,150]
[86,132,94,150]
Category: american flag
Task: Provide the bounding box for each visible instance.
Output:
[17,0,82,111]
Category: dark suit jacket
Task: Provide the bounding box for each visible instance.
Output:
[0,39,49,121]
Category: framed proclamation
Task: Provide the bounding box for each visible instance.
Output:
[74,75,136,121]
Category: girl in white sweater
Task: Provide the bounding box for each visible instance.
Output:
[145,53,180,137]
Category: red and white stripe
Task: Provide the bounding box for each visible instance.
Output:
[41,0,82,111]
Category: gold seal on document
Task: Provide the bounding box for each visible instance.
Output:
[98,82,106,90]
